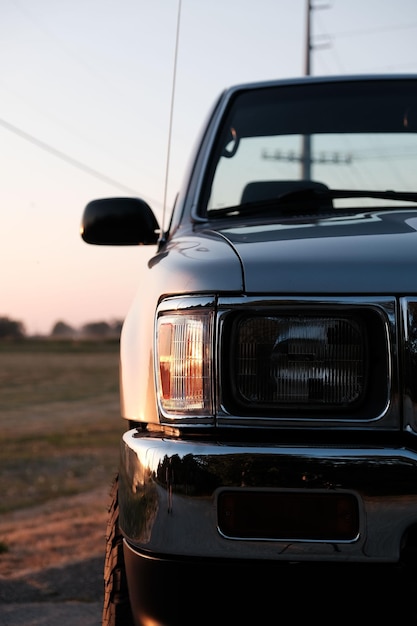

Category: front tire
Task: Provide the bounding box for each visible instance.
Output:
[102,474,134,626]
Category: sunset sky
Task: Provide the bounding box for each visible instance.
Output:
[2,0,417,335]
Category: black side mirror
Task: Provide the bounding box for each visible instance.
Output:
[81,197,160,245]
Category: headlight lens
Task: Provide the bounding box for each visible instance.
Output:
[233,314,367,409]
[156,311,214,416]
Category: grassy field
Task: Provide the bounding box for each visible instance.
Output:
[0,339,124,514]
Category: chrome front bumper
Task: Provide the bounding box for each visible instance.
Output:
[119,428,417,563]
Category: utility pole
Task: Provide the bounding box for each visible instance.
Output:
[263,1,336,176]
[302,0,313,179]
[305,0,312,75]
[302,0,331,179]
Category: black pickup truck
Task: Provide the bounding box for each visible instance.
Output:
[81,74,417,625]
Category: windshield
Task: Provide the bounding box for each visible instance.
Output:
[204,79,417,217]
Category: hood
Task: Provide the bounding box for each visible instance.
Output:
[214,209,417,294]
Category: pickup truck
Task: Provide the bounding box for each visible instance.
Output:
[81,74,417,625]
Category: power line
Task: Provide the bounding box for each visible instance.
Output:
[0,116,151,199]
[332,22,417,39]
[6,0,163,197]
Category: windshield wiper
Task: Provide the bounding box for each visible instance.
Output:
[211,188,417,218]
[322,189,417,202]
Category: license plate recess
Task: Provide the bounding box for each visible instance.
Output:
[217,489,359,541]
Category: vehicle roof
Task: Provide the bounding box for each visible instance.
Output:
[220,73,417,97]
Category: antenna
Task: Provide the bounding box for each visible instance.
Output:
[162,0,182,232]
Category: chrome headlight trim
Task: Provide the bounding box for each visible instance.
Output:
[402,298,417,434]
[217,296,397,430]
[154,296,216,424]
[154,295,397,429]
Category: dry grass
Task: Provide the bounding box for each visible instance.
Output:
[0,339,123,514]
[0,338,130,596]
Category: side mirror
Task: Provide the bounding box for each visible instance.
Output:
[80,197,160,245]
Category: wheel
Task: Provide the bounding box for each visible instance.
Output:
[102,473,134,626]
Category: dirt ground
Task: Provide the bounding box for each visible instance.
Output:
[0,342,120,624]
[0,484,108,608]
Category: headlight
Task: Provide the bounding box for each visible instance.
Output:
[156,309,214,417]
[232,314,367,410]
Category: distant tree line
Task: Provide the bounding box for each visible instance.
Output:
[0,316,26,339]
[0,316,123,340]
[51,319,123,339]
